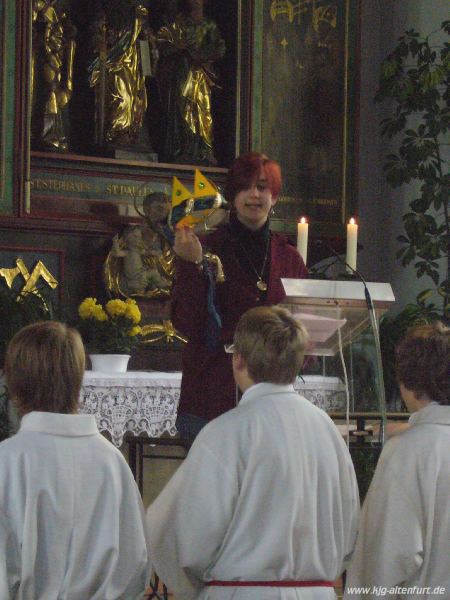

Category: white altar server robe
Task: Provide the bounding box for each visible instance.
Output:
[344,403,450,599]
[0,411,150,600]
[146,382,359,599]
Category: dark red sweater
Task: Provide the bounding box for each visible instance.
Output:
[171,224,308,421]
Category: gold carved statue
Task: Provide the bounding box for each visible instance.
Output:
[156,0,225,165]
[88,3,152,148]
[31,0,76,151]
[103,172,227,345]
[104,192,175,299]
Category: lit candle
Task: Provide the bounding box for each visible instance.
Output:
[297,217,309,265]
[346,217,358,272]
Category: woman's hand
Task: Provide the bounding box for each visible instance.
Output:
[174,226,203,264]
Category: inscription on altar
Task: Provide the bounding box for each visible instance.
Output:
[30,177,155,199]
[31,179,95,193]
[279,194,338,208]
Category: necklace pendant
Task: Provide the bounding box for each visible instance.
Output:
[257,279,268,292]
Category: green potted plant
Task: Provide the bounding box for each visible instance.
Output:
[375,20,450,404]
[0,287,52,361]
[0,287,52,440]
[77,297,142,372]
[376,19,449,316]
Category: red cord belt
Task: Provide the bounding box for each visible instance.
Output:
[206,580,334,587]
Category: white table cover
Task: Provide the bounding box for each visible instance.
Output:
[78,371,345,447]
[294,375,346,412]
[79,371,182,447]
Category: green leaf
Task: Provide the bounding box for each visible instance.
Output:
[410,196,432,213]
[430,270,440,286]
[381,59,398,79]
[420,68,445,89]
[438,279,450,295]
[417,288,433,303]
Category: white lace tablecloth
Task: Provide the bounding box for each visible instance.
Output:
[294,375,347,412]
[79,371,182,447]
[78,371,346,447]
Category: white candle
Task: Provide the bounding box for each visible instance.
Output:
[297,217,309,265]
[346,217,358,272]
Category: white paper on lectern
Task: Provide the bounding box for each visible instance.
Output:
[291,312,347,343]
[281,278,396,303]
[282,278,341,299]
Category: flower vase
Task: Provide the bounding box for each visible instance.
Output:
[89,354,131,373]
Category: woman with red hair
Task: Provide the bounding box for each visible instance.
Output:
[171,152,308,441]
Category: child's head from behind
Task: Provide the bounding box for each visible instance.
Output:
[233,306,308,386]
[395,320,449,406]
[4,321,86,417]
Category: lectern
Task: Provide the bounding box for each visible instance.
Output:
[281,279,395,444]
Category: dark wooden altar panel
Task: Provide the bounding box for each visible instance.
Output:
[6,0,359,235]
[129,342,183,372]
[0,2,16,215]
[32,0,238,168]
[250,0,360,236]
[29,151,227,228]
[0,2,230,375]
[0,0,4,210]
[3,1,361,229]
[0,228,111,321]
[4,0,232,230]
[0,1,361,376]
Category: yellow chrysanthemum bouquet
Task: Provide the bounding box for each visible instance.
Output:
[78,297,142,354]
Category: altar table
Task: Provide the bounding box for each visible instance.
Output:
[79,371,182,447]
[78,371,346,448]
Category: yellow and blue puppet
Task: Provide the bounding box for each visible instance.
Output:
[169,169,227,232]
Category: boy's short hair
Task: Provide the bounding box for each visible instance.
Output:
[4,321,86,417]
[395,320,449,405]
[233,306,309,384]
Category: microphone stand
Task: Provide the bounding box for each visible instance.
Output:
[322,243,386,446]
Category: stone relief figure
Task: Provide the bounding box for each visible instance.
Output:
[31,0,77,151]
[104,192,175,299]
[88,3,152,149]
[156,0,225,165]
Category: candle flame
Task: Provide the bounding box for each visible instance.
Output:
[300,217,307,224]
[349,217,356,225]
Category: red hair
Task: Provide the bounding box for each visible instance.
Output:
[225,152,282,202]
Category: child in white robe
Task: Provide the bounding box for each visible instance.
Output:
[146,305,360,599]
[344,321,450,599]
[0,321,150,599]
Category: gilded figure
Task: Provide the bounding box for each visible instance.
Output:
[156,0,225,165]
[104,192,175,299]
[31,0,76,151]
[88,3,152,148]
